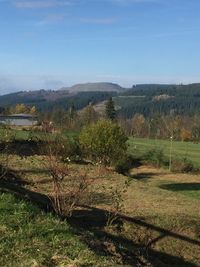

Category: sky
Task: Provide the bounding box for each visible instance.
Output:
[0,0,200,94]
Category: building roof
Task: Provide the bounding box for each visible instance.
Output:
[9,113,36,118]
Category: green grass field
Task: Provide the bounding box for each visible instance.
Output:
[0,193,117,267]
[128,137,200,168]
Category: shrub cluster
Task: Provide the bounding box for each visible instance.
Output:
[143,148,168,167]
[79,120,128,166]
[171,158,199,173]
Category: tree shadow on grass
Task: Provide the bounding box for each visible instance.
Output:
[128,170,168,182]
[68,206,200,267]
[128,172,157,181]
[159,183,200,192]
[81,229,198,267]
[0,167,53,211]
[0,140,43,157]
[15,169,49,175]
[0,168,199,267]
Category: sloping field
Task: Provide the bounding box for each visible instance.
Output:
[0,153,199,267]
[128,137,200,168]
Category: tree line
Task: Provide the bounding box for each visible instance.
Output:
[1,96,200,142]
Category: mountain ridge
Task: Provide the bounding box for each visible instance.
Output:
[0,82,200,117]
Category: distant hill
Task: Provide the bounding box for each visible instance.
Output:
[0,82,125,106]
[0,82,122,111]
[65,82,124,93]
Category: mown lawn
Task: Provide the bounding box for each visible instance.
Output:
[128,137,200,168]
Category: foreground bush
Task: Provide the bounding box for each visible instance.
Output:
[79,120,128,165]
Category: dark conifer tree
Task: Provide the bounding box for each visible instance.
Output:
[105,97,116,121]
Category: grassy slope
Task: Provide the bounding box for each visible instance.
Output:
[2,154,200,267]
[128,137,200,168]
[0,193,119,267]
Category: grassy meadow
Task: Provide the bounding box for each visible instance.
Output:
[128,137,200,168]
[0,127,200,266]
[0,152,199,267]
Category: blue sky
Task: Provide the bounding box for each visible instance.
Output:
[0,0,200,93]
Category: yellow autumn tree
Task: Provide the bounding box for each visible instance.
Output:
[14,104,28,114]
[180,128,192,141]
[30,106,37,115]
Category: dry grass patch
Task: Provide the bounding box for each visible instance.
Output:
[1,154,200,266]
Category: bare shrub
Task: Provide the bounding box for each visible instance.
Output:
[42,135,91,217]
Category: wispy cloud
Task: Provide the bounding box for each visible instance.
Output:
[9,0,162,9]
[109,0,162,5]
[80,17,116,24]
[111,0,160,3]
[13,0,70,9]
[36,13,66,25]
[110,0,161,4]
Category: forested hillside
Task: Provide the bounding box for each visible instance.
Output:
[115,83,200,117]
[0,90,117,112]
[0,83,200,117]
